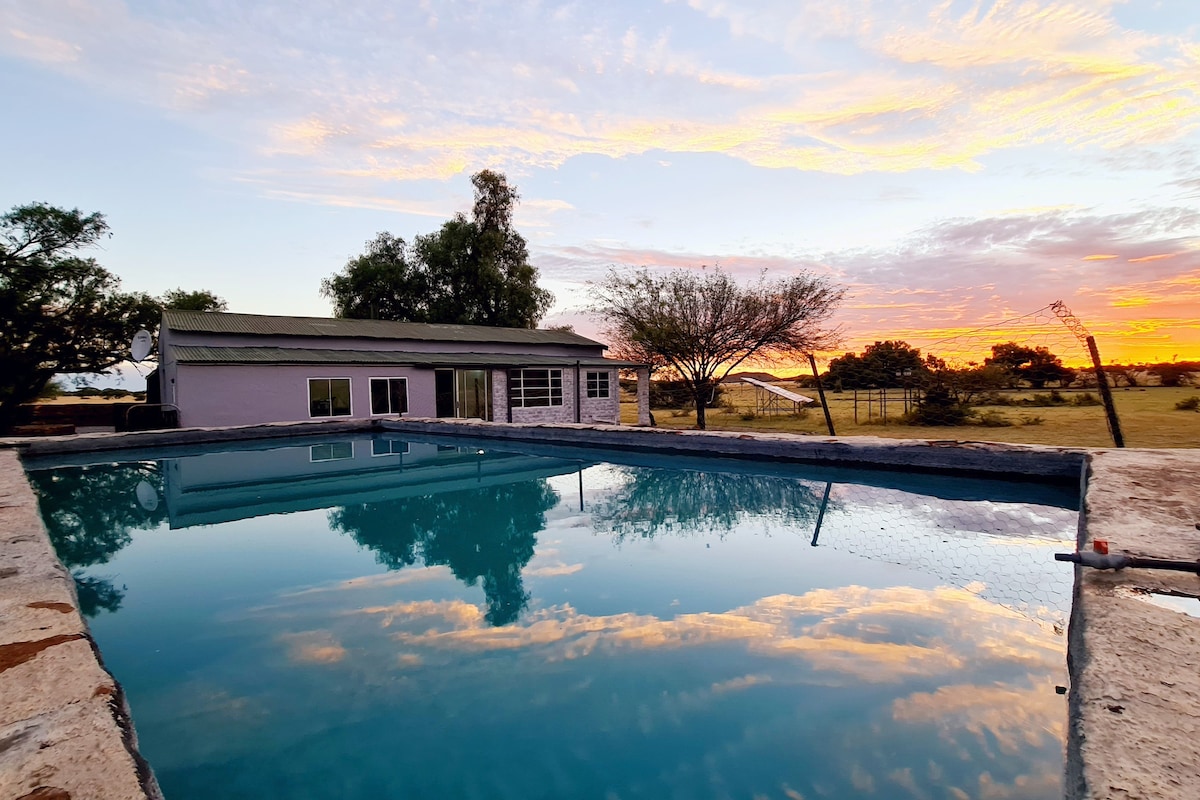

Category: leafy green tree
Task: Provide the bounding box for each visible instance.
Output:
[0,203,161,431]
[826,340,925,390]
[985,342,1074,389]
[321,170,554,328]
[159,288,227,312]
[591,266,843,430]
[320,232,427,320]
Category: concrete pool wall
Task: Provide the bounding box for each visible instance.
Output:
[2,418,1198,799]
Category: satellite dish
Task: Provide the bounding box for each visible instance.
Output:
[135,480,160,512]
[130,329,153,362]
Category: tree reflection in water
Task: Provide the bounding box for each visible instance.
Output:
[328,479,559,626]
[27,462,166,616]
[591,466,828,542]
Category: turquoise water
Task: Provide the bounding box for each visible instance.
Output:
[28,435,1078,800]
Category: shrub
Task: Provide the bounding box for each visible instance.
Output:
[37,380,65,400]
[649,379,723,409]
[1175,396,1200,411]
[906,387,969,426]
[980,392,1015,406]
[974,410,1013,427]
[1026,391,1068,406]
[1019,414,1045,426]
[739,411,758,421]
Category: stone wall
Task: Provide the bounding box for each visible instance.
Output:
[0,450,161,799]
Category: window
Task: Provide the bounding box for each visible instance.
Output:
[370,377,408,415]
[586,371,611,399]
[309,378,351,417]
[508,369,563,408]
[371,439,409,457]
[310,442,353,462]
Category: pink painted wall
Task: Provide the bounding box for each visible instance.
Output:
[173,364,438,428]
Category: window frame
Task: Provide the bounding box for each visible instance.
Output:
[308,377,353,418]
[585,370,611,399]
[310,441,354,462]
[369,376,409,416]
[370,439,410,457]
[508,368,564,408]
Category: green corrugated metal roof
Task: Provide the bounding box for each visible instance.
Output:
[163,310,606,348]
[172,345,641,368]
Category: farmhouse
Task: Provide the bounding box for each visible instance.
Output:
[156,310,649,428]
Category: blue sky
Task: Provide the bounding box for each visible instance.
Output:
[3,0,1199,364]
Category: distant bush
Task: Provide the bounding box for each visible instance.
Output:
[1176,396,1200,411]
[980,392,1015,406]
[649,380,723,409]
[974,410,1013,427]
[1026,390,1068,406]
[905,387,969,426]
[37,380,65,400]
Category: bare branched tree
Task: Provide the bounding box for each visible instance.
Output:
[590,266,844,429]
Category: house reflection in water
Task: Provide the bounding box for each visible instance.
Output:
[31,436,588,625]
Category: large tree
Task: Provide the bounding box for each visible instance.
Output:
[0,203,161,431]
[321,170,554,328]
[826,340,926,390]
[985,342,1074,389]
[159,288,227,312]
[591,266,844,429]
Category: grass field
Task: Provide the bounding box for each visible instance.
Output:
[621,384,1200,448]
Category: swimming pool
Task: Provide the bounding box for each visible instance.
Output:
[27,433,1078,799]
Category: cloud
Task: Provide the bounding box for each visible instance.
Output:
[3,0,1197,198]
[354,585,1060,688]
[893,682,1065,756]
[279,630,347,664]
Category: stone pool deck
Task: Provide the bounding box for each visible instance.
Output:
[1,419,1198,799]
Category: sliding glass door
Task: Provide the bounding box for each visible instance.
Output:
[435,369,493,421]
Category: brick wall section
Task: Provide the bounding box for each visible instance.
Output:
[510,367,578,424]
[636,368,651,426]
[579,368,619,424]
[490,369,509,422]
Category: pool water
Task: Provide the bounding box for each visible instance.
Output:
[28,435,1078,800]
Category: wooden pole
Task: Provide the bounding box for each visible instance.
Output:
[811,482,832,546]
[808,353,837,436]
[1086,335,1124,448]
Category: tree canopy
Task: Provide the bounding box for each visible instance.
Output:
[159,288,227,312]
[321,170,554,329]
[0,202,226,430]
[1,203,161,430]
[825,340,926,390]
[590,266,844,429]
[984,342,1074,389]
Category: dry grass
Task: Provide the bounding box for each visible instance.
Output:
[621,385,1200,449]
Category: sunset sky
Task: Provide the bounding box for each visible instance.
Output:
[2,0,1198,367]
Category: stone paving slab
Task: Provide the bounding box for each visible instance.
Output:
[1067,449,1200,800]
[0,450,160,800]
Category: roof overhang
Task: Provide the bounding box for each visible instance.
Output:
[171,345,643,369]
